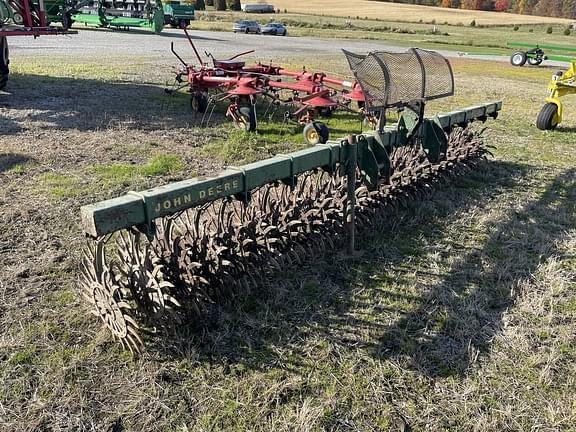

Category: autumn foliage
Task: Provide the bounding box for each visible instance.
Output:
[371,0,576,18]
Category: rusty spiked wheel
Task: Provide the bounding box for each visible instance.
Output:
[81,242,144,354]
[80,125,490,353]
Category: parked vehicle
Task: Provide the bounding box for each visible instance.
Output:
[233,20,260,34]
[163,1,195,29]
[241,3,275,13]
[261,22,286,36]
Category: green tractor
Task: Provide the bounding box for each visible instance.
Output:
[536,61,576,131]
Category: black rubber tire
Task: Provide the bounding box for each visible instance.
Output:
[237,105,257,132]
[303,122,329,145]
[536,103,559,131]
[179,19,189,29]
[510,51,527,67]
[61,12,73,31]
[245,28,249,34]
[190,93,208,114]
[528,57,543,66]
[318,107,333,118]
[0,36,9,91]
[170,21,179,28]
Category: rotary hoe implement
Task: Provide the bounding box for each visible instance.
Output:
[166,29,370,145]
[81,48,502,354]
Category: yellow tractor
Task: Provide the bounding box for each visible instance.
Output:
[536,61,576,130]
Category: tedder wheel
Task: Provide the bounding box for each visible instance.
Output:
[536,103,559,131]
[190,92,208,113]
[236,105,257,132]
[61,12,73,31]
[528,57,543,66]
[510,51,527,67]
[318,107,333,118]
[0,36,9,91]
[303,122,329,145]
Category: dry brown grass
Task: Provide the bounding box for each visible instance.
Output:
[1,50,575,431]
[271,0,572,25]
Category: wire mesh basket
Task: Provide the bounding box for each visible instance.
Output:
[343,48,454,111]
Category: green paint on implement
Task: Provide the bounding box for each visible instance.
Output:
[545,54,574,63]
[508,41,576,53]
[81,102,502,238]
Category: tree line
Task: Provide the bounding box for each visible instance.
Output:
[191,0,576,20]
[368,0,576,19]
[193,0,242,11]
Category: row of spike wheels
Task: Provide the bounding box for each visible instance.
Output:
[81,126,490,354]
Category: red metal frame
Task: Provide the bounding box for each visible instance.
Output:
[171,32,368,129]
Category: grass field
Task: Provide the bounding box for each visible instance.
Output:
[269,0,572,25]
[195,10,576,56]
[1,21,576,432]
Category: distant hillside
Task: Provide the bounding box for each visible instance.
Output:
[271,0,571,25]
[368,0,576,20]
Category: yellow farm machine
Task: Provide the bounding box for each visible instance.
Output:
[536,61,576,130]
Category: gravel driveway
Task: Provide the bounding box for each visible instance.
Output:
[6,27,518,64]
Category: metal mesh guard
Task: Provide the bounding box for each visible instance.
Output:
[343,48,454,110]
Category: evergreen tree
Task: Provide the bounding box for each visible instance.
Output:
[216,0,226,10]
[195,0,206,10]
[228,0,241,10]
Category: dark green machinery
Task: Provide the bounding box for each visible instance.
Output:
[42,0,194,33]
[79,49,502,353]
[508,41,576,67]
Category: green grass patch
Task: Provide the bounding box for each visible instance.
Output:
[8,346,38,366]
[40,155,184,198]
[194,10,576,56]
[93,154,184,183]
[40,172,86,198]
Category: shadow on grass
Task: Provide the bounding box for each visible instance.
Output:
[0,113,22,135]
[0,153,31,173]
[373,166,575,377]
[554,126,576,133]
[66,25,227,41]
[2,71,373,141]
[147,159,575,380]
[1,73,203,133]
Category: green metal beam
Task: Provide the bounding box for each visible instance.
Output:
[545,54,574,63]
[508,41,576,53]
[80,101,501,238]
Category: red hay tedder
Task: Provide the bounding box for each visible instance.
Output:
[167,29,372,144]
